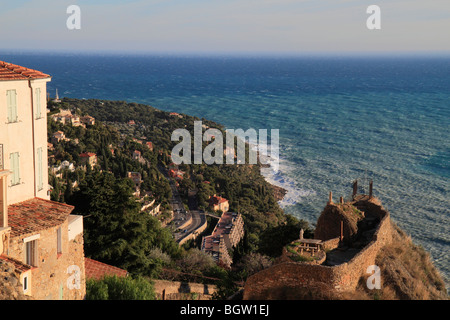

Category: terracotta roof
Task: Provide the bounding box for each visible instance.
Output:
[0,60,51,81]
[79,152,96,157]
[8,198,74,238]
[0,254,33,273]
[84,258,128,280]
[209,195,228,205]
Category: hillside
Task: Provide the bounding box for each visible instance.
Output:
[46,97,312,294]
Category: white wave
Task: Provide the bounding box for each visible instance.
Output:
[260,156,316,208]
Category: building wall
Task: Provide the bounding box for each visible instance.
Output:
[8,218,86,300]
[0,78,50,206]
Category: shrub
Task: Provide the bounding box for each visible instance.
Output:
[86,275,156,300]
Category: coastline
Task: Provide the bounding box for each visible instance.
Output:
[270,183,288,202]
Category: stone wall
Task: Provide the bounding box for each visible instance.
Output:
[243,199,392,299]
[8,220,86,300]
[153,279,217,300]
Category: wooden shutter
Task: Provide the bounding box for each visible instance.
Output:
[6,90,13,122]
[10,90,17,122]
[35,88,41,119]
[10,152,20,186]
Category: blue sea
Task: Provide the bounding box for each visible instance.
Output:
[2,51,448,288]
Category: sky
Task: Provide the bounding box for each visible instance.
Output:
[1,0,449,55]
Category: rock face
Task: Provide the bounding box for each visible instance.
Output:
[0,260,30,300]
[314,203,363,244]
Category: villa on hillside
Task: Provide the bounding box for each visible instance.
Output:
[209,195,229,213]
[0,60,86,299]
[79,152,97,168]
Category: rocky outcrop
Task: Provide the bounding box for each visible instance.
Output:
[0,260,30,300]
[314,202,363,244]
[243,194,448,300]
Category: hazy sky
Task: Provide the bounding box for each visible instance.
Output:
[1,0,449,55]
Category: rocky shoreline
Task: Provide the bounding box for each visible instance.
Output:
[271,183,288,202]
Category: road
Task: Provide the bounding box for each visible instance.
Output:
[158,164,206,243]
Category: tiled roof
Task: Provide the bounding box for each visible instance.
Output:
[209,195,228,205]
[79,152,96,157]
[8,198,74,238]
[0,60,51,81]
[84,258,128,280]
[0,254,33,273]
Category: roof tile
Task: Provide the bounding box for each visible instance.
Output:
[0,60,50,81]
[8,198,74,238]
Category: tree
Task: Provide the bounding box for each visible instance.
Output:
[69,171,181,276]
[86,275,156,300]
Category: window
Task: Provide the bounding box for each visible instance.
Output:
[9,152,20,186]
[25,240,38,267]
[35,88,41,119]
[57,227,62,255]
[23,275,28,292]
[37,147,43,191]
[6,89,18,123]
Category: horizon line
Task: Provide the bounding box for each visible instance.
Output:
[1,48,450,59]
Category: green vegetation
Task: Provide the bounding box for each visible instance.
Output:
[86,275,156,300]
[69,171,181,276]
[48,97,314,298]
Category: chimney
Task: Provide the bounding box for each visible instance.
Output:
[369,180,373,198]
[328,191,333,204]
[340,196,344,205]
[299,228,304,240]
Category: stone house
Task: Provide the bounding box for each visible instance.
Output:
[51,131,67,144]
[209,195,229,213]
[79,152,97,168]
[80,115,95,126]
[0,60,86,299]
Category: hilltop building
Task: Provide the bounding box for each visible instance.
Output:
[0,60,86,299]
[243,181,395,299]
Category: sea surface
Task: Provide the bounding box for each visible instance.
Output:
[2,51,448,288]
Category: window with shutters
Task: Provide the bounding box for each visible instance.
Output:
[25,239,38,267]
[6,89,18,123]
[37,147,43,191]
[35,88,42,119]
[9,152,20,186]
